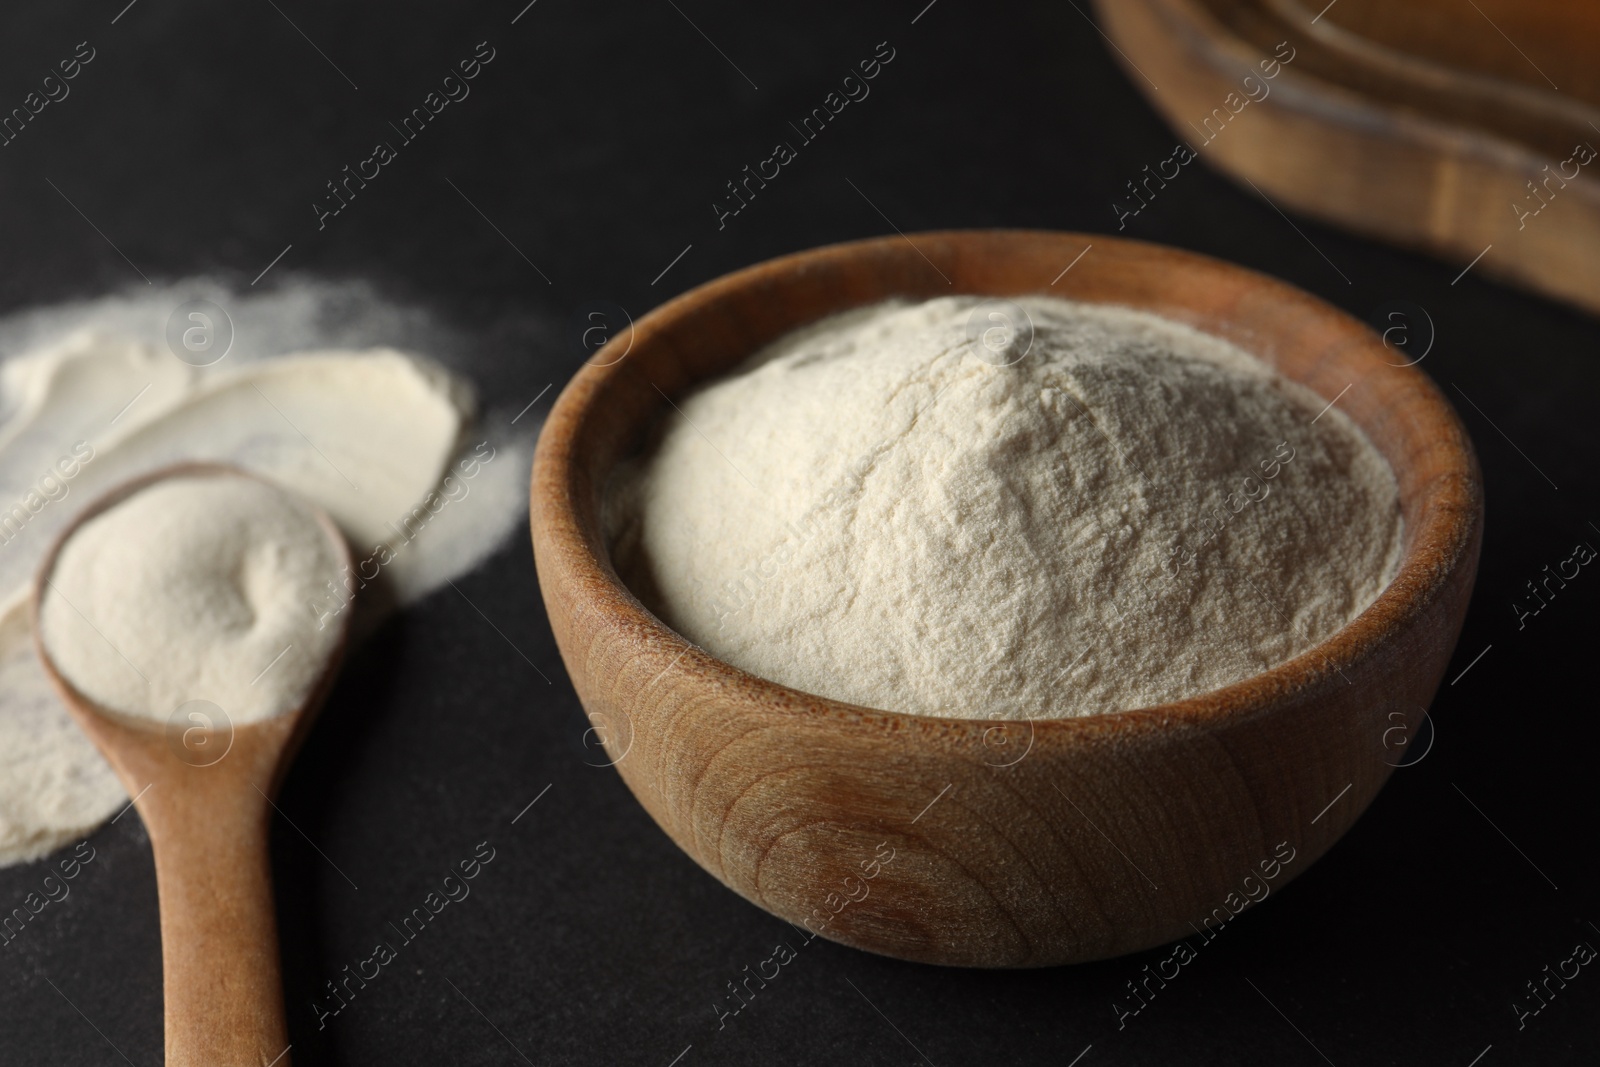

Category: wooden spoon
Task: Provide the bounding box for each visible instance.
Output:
[30,462,352,1067]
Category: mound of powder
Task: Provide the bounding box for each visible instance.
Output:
[608,296,1403,719]
[39,474,345,724]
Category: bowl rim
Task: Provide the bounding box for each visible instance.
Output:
[532,229,1482,741]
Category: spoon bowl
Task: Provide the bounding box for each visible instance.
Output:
[31,461,351,1065]
[531,230,1483,967]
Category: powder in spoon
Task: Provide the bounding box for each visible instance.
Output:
[607,295,1403,719]
[38,473,345,724]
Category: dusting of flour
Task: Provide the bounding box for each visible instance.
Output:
[0,279,540,867]
[608,296,1403,719]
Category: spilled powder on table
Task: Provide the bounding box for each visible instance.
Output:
[0,279,541,866]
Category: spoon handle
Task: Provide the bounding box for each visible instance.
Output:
[144,777,291,1067]
[137,757,292,1067]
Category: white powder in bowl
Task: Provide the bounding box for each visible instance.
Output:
[608,296,1403,719]
[39,473,345,724]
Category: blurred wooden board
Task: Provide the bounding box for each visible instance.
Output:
[1094,0,1600,315]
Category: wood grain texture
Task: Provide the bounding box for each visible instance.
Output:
[32,463,351,1066]
[1093,0,1600,316]
[530,231,1483,967]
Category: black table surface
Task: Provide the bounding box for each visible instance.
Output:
[2,2,1596,1064]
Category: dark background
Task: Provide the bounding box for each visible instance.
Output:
[1,1,1596,1064]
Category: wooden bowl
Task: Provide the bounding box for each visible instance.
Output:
[530,231,1482,967]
